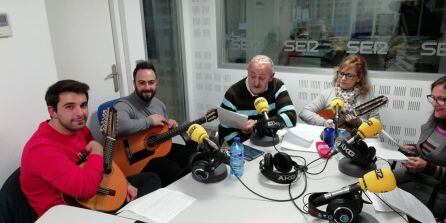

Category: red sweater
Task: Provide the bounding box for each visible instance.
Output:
[20,121,103,217]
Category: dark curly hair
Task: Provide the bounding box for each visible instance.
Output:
[45,80,89,111]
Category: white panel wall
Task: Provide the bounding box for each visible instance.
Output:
[182,0,436,146]
[0,0,58,185]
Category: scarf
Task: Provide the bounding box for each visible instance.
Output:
[335,86,360,113]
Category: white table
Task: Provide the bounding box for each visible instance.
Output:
[36,205,136,223]
[36,141,406,223]
[166,140,405,223]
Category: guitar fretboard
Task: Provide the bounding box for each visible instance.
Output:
[103,136,116,174]
[147,117,207,147]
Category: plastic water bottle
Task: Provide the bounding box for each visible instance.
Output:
[323,127,335,148]
[230,137,244,176]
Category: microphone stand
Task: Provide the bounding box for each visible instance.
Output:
[334,104,340,140]
[250,115,280,147]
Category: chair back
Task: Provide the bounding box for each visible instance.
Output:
[0,168,37,223]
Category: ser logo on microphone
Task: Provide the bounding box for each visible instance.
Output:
[374,169,384,179]
[187,125,197,136]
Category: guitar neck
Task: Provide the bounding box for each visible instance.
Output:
[147,117,207,146]
[103,137,116,174]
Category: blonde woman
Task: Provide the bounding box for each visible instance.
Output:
[299,54,379,129]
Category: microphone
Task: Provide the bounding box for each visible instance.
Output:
[316,168,396,202]
[251,97,281,146]
[254,97,269,120]
[347,118,382,144]
[187,124,219,151]
[330,97,345,134]
[254,97,285,130]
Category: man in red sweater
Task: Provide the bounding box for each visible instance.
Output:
[20,80,146,217]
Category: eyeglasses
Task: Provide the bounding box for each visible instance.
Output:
[427,95,446,105]
[337,71,357,80]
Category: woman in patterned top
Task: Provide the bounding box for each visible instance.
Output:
[395,76,446,221]
[298,54,379,129]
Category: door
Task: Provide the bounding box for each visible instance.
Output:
[45,0,124,139]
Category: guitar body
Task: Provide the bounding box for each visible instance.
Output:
[62,161,127,212]
[317,109,347,128]
[114,125,173,177]
[62,107,127,212]
[78,161,127,211]
[317,109,336,120]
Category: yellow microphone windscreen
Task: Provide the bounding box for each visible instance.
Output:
[187,124,208,144]
[358,168,396,193]
[330,97,345,112]
[357,118,382,139]
[254,97,269,113]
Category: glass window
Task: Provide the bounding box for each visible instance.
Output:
[222,0,446,74]
[142,0,186,123]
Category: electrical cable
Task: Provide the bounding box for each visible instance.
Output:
[288,171,309,214]
[231,165,305,202]
[305,157,330,175]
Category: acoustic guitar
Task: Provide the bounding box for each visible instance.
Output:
[113,109,218,177]
[317,95,388,128]
[63,107,127,212]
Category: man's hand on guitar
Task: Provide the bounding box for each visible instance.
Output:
[85,140,103,156]
[126,183,138,202]
[148,114,168,127]
[167,119,178,129]
[344,113,362,127]
[241,119,257,134]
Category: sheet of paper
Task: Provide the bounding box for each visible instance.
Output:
[369,188,436,223]
[217,106,248,129]
[365,138,408,161]
[366,191,400,212]
[288,123,324,142]
[280,124,324,152]
[379,130,410,152]
[117,188,195,223]
[281,132,317,152]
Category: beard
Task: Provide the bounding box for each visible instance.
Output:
[136,89,156,102]
[59,116,88,133]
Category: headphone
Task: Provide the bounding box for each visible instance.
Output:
[259,152,301,184]
[189,149,227,183]
[308,191,363,223]
[337,139,376,167]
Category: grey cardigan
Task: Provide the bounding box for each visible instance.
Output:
[416,116,446,167]
[298,88,380,126]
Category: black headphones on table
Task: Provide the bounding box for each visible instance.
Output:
[189,149,227,183]
[336,139,377,167]
[259,152,301,184]
[308,191,363,223]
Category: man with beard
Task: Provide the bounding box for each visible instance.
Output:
[114,61,195,186]
[20,80,161,218]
